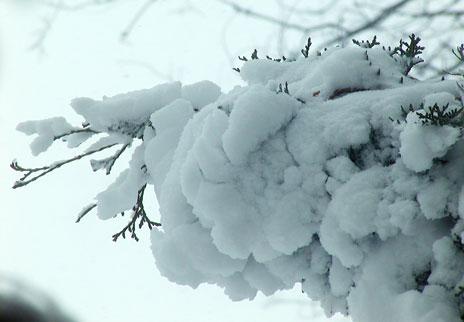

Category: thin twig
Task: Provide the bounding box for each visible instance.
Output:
[40,0,120,11]
[90,142,130,174]
[112,184,161,242]
[275,0,338,16]
[54,128,98,141]
[319,0,414,48]
[409,10,464,18]
[120,0,159,41]
[11,143,119,189]
[76,203,97,223]
[29,6,61,53]
[218,0,344,33]
[117,59,173,81]
[106,143,129,174]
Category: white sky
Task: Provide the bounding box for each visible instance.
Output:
[0,1,350,321]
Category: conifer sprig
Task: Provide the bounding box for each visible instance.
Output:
[301,37,312,58]
[395,34,425,75]
[352,35,380,48]
[452,44,464,63]
[416,103,464,126]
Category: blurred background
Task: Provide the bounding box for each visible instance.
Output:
[1,0,463,321]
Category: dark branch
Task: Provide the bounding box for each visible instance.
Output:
[76,203,97,223]
[53,128,98,141]
[320,0,414,48]
[90,143,130,174]
[409,9,464,18]
[112,184,161,242]
[29,7,61,52]
[120,0,159,41]
[301,37,312,58]
[40,0,120,11]
[11,143,119,189]
[218,0,343,33]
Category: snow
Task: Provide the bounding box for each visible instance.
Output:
[222,84,299,165]
[63,131,94,148]
[95,145,147,219]
[417,178,452,220]
[84,133,130,152]
[265,190,318,254]
[16,117,75,155]
[329,257,353,297]
[429,237,464,289]
[181,80,222,109]
[400,111,460,172]
[71,81,182,132]
[388,199,419,235]
[144,98,195,193]
[18,43,464,322]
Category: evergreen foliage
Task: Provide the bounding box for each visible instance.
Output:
[416,103,464,127]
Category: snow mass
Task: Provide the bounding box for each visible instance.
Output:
[17,44,464,322]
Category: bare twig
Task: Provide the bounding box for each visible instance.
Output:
[29,6,61,53]
[33,0,157,50]
[105,143,129,174]
[117,59,173,81]
[40,0,120,11]
[76,203,97,223]
[120,0,159,41]
[54,128,98,141]
[409,10,464,18]
[218,0,344,33]
[112,184,161,242]
[90,143,130,174]
[275,0,338,16]
[319,0,414,48]
[11,143,119,189]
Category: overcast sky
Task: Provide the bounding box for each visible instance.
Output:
[0,1,350,321]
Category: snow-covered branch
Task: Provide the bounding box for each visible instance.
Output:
[13,36,464,322]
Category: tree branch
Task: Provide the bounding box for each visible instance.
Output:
[120,0,159,41]
[76,203,97,223]
[112,184,161,242]
[90,143,130,174]
[218,0,344,33]
[29,6,61,53]
[39,0,120,11]
[409,10,464,18]
[11,143,119,189]
[53,128,98,141]
[319,0,414,48]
